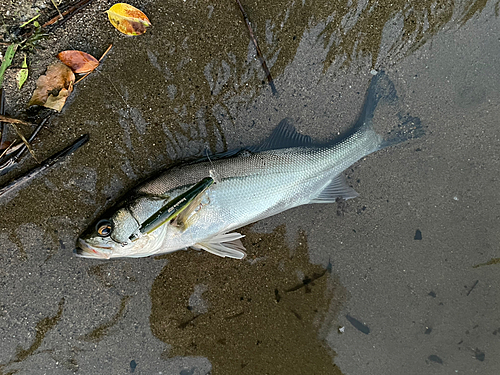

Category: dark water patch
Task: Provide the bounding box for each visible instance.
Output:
[6,231,27,260]
[474,348,485,361]
[428,354,443,364]
[87,264,115,288]
[414,229,422,240]
[130,359,137,373]
[15,298,64,362]
[345,314,370,335]
[150,225,347,375]
[230,0,488,74]
[460,0,490,26]
[81,295,131,343]
[319,1,490,71]
[473,257,500,268]
[0,298,64,372]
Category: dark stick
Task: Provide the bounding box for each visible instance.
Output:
[466,280,478,296]
[0,134,89,199]
[43,0,97,30]
[17,0,96,45]
[235,0,278,96]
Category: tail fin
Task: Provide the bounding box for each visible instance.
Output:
[379,114,425,149]
[356,71,424,149]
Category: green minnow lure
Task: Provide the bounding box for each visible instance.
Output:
[129,177,214,241]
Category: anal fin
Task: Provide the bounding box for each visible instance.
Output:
[309,174,359,203]
[193,232,247,259]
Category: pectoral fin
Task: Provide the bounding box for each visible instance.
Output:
[193,232,247,259]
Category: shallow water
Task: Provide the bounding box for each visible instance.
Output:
[1,0,500,374]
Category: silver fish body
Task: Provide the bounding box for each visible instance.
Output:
[76,73,422,259]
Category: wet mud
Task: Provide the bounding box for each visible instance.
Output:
[150,225,348,375]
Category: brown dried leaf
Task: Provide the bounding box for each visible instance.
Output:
[29,62,75,112]
[57,50,99,74]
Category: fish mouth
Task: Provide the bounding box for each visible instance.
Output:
[74,239,112,259]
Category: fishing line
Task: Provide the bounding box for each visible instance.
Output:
[205,147,219,184]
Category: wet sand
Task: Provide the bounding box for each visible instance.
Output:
[1,1,499,374]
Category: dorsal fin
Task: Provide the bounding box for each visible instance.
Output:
[251,118,313,152]
[187,119,312,166]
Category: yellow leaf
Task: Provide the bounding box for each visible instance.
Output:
[106,3,151,36]
[29,62,75,112]
[17,54,28,89]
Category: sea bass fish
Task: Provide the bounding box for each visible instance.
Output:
[76,72,423,259]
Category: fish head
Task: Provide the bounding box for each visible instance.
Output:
[75,205,168,259]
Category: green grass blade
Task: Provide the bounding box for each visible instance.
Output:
[0,44,19,88]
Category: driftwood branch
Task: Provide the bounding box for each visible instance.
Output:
[0,134,89,199]
[43,0,96,28]
[236,0,278,96]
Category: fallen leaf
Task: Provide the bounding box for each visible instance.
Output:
[0,140,12,152]
[17,54,28,89]
[29,62,75,112]
[57,50,99,73]
[0,44,19,88]
[106,3,151,36]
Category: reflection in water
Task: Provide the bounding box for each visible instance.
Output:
[240,0,493,71]
[150,225,348,374]
[97,0,496,181]
[142,0,495,129]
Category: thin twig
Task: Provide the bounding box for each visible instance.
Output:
[0,116,39,162]
[75,44,113,85]
[0,134,89,199]
[0,117,48,176]
[235,0,277,96]
[0,115,34,127]
[43,0,96,29]
[99,44,113,62]
[16,0,95,46]
[50,0,64,21]
[10,123,39,162]
[0,141,17,159]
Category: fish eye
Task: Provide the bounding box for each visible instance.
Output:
[96,220,113,237]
